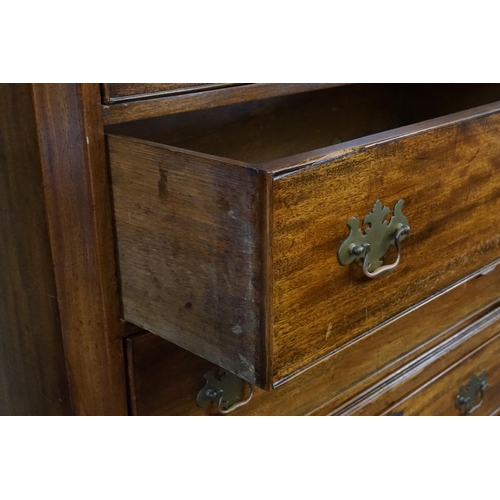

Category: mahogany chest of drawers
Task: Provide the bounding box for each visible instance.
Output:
[2,83,500,416]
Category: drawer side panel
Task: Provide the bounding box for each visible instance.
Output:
[108,136,263,384]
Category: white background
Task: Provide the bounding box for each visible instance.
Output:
[1,2,498,498]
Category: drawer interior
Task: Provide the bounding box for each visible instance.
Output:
[107,83,500,163]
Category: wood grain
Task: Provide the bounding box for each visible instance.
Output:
[33,84,128,415]
[125,262,500,415]
[102,84,243,103]
[389,330,500,416]
[0,84,71,415]
[272,104,500,383]
[102,83,350,125]
[107,135,263,384]
[341,308,500,416]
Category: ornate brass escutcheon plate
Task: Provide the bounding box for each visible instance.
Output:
[338,199,410,278]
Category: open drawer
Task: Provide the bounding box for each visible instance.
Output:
[106,84,500,389]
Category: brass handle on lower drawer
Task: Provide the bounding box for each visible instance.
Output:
[338,199,410,279]
[197,368,254,415]
[455,370,489,415]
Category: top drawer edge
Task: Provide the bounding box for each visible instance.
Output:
[102,84,246,104]
[269,99,500,179]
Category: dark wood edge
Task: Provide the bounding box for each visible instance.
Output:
[120,319,144,337]
[103,84,247,104]
[100,83,111,105]
[124,333,146,416]
[259,171,274,390]
[272,259,500,389]
[267,100,500,177]
[34,84,128,415]
[105,133,249,167]
[102,83,350,125]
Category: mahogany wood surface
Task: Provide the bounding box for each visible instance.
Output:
[389,330,500,416]
[339,308,500,416]
[272,103,500,383]
[102,84,243,103]
[33,84,128,415]
[0,84,71,415]
[102,83,349,125]
[125,263,500,415]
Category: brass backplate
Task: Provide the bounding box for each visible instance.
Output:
[196,368,246,409]
[338,199,409,272]
[455,370,489,415]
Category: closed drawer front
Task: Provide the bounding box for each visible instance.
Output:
[338,306,500,416]
[102,83,242,103]
[395,336,500,416]
[107,83,500,389]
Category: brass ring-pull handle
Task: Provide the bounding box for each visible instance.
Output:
[455,370,489,415]
[338,199,410,279]
[215,385,254,415]
[354,224,410,279]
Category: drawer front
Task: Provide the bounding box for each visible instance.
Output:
[346,308,500,416]
[272,105,500,383]
[390,333,500,416]
[102,83,242,103]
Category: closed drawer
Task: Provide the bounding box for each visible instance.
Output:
[337,306,500,416]
[107,83,500,389]
[102,83,243,103]
[395,333,500,416]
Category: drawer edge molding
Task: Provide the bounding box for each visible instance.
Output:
[332,307,500,416]
[102,83,351,125]
[102,84,246,104]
